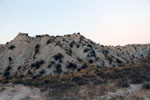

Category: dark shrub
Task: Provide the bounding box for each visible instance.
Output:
[143,83,150,90]
[3,71,10,77]
[31,63,40,69]
[45,34,49,36]
[44,80,49,84]
[77,57,82,62]
[56,64,62,74]
[101,45,104,47]
[48,61,55,69]
[20,75,24,78]
[77,68,81,72]
[95,57,99,61]
[50,61,55,65]
[28,70,33,75]
[87,44,92,48]
[5,66,11,72]
[80,35,85,41]
[103,50,108,55]
[56,35,60,37]
[66,49,72,56]
[32,74,41,80]
[36,35,41,37]
[8,57,12,61]
[9,45,16,50]
[87,50,96,57]
[83,48,91,53]
[32,76,37,80]
[70,41,75,48]
[68,49,72,55]
[88,59,94,64]
[108,57,113,64]
[116,59,123,64]
[17,66,21,70]
[55,41,62,47]
[35,44,40,54]
[39,60,45,65]
[66,62,77,71]
[81,63,88,69]
[46,39,51,44]
[31,60,45,69]
[53,53,64,61]
[59,59,63,63]
[39,69,45,75]
[76,44,80,48]
[48,64,51,69]
[77,32,80,34]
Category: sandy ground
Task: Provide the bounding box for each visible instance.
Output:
[0,84,43,100]
[0,84,150,100]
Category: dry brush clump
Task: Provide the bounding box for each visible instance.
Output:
[142,82,150,90]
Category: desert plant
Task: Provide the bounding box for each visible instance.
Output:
[28,70,33,75]
[9,45,16,50]
[8,57,12,61]
[116,59,123,64]
[81,63,88,69]
[3,71,10,77]
[77,32,80,34]
[35,44,40,54]
[46,39,51,44]
[36,35,42,37]
[66,62,77,71]
[77,57,82,62]
[31,60,45,69]
[70,41,75,48]
[56,64,62,74]
[17,66,21,70]
[39,69,46,75]
[88,59,94,64]
[76,44,80,48]
[83,48,91,53]
[53,53,64,61]
[87,50,96,57]
[142,82,150,90]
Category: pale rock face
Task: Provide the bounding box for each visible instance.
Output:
[0,33,150,78]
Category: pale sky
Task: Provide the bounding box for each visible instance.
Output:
[0,0,150,45]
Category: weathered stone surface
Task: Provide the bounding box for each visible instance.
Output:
[0,33,149,77]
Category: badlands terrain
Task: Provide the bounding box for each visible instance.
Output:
[0,33,150,100]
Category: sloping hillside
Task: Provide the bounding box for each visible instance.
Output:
[0,33,149,79]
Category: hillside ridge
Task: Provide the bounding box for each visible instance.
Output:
[0,33,149,79]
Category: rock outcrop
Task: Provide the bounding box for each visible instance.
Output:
[0,33,149,78]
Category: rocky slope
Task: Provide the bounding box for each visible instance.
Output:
[0,33,149,78]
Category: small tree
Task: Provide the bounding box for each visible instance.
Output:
[53,53,64,61]
[66,62,77,71]
[35,44,40,54]
[56,64,62,74]
[9,45,16,50]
